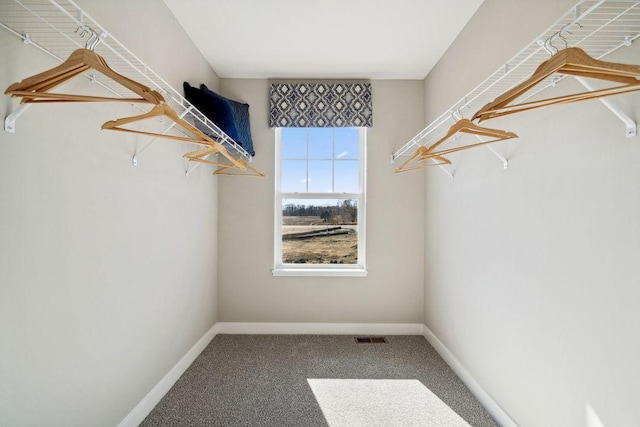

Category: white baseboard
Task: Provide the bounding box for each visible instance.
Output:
[422,324,518,427]
[216,322,424,335]
[117,322,221,427]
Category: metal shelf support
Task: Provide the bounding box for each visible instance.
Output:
[573,76,637,137]
[132,106,194,166]
[185,156,207,177]
[434,160,454,180]
[4,105,31,133]
[483,139,509,169]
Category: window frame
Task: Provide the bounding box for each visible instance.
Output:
[273,127,367,277]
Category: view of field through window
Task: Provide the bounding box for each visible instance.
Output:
[282,199,358,264]
[278,127,363,266]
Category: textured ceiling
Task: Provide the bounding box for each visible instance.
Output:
[163,0,484,79]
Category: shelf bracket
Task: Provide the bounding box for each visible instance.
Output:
[434,159,454,180]
[185,161,201,177]
[132,106,194,166]
[485,144,509,169]
[2,28,33,132]
[4,104,31,133]
[185,153,216,177]
[573,76,636,138]
[476,136,508,169]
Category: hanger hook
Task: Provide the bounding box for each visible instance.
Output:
[558,22,579,49]
[75,25,89,38]
[543,38,556,56]
[82,27,101,50]
[557,31,569,50]
[86,30,97,50]
[88,32,104,51]
[568,21,583,31]
[545,32,560,56]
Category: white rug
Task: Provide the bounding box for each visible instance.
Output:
[307,379,471,427]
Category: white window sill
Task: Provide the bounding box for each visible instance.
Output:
[272,268,368,277]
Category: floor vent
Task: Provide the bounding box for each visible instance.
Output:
[354,336,387,344]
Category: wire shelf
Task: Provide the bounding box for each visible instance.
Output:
[0,0,252,161]
[392,0,640,162]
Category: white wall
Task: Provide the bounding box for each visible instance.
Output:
[216,79,425,324]
[0,1,220,425]
[422,1,640,426]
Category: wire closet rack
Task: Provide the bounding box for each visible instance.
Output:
[0,0,253,167]
[392,0,640,173]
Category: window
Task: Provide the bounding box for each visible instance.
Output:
[274,127,367,276]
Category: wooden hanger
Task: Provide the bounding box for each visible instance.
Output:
[101,103,215,145]
[426,118,517,156]
[5,48,164,104]
[394,119,516,173]
[106,104,251,169]
[184,147,265,177]
[394,146,451,173]
[473,47,640,122]
[183,146,227,165]
[183,145,249,173]
[213,158,265,177]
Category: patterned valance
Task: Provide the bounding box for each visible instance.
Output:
[269,82,373,128]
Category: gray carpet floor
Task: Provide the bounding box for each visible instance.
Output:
[141,335,498,427]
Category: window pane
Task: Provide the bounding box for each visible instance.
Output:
[334,128,359,160]
[281,198,358,264]
[308,160,333,193]
[281,128,307,159]
[308,128,333,159]
[281,160,307,192]
[334,160,359,193]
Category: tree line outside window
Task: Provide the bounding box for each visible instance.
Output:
[282,200,357,224]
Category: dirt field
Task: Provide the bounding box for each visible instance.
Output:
[282,216,357,264]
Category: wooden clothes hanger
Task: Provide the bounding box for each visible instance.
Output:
[184,147,265,177]
[105,104,255,171]
[395,119,516,173]
[102,103,218,145]
[394,146,451,173]
[213,159,265,177]
[5,48,164,104]
[183,146,227,165]
[473,47,640,122]
[184,146,245,170]
[428,118,517,156]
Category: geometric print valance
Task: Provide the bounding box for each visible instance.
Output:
[269,82,373,128]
